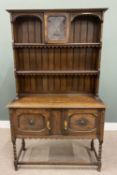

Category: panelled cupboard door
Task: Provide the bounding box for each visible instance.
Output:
[63,109,99,138]
[11,109,51,137]
[44,13,69,43]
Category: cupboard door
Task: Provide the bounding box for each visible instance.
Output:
[44,13,69,43]
[63,110,98,138]
[13,109,51,137]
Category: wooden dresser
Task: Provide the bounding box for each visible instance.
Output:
[7,8,107,171]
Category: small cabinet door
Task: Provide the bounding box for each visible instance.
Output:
[44,13,69,43]
[63,110,98,138]
[12,109,51,137]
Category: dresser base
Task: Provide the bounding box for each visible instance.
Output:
[8,95,105,171]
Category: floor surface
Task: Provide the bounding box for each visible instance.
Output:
[0,129,117,175]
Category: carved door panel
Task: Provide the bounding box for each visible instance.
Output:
[13,109,50,137]
[63,109,98,138]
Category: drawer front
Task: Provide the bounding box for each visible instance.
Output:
[13,109,50,136]
[63,110,98,137]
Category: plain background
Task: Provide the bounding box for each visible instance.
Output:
[0,0,116,122]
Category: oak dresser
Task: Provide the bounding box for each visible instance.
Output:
[7,8,107,171]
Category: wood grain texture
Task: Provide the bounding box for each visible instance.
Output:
[8,95,106,109]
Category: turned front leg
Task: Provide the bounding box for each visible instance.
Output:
[97,141,103,172]
[12,139,18,171]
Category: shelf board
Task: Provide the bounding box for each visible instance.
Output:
[13,43,101,48]
[16,70,99,75]
[7,8,108,13]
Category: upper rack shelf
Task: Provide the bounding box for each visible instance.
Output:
[13,43,102,48]
[16,70,99,75]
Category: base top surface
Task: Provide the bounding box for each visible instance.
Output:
[7,94,106,109]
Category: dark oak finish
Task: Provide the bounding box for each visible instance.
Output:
[7,8,107,171]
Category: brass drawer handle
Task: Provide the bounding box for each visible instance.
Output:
[46,120,51,131]
[64,120,68,130]
[29,119,34,126]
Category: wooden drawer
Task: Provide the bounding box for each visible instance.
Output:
[63,110,99,138]
[11,109,51,137]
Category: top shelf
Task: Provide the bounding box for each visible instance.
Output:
[13,43,102,48]
[7,8,108,13]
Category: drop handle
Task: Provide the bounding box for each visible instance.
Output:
[64,120,68,130]
[46,120,51,131]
